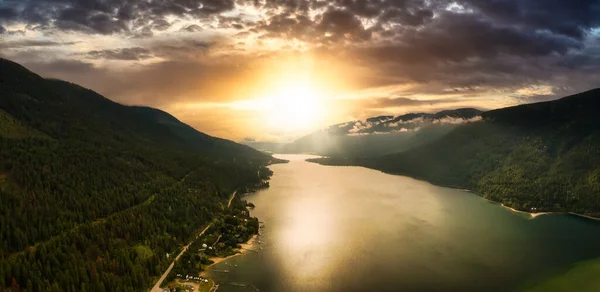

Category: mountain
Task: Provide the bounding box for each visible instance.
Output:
[131,106,270,160]
[246,108,482,157]
[0,58,274,291]
[0,58,269,161]
[312,89,600,217]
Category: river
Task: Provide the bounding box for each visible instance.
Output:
[206,154,600,291]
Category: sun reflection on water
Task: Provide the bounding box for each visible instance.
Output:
[275,193,341,288]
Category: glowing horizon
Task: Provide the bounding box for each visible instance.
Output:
[1,0,599,141]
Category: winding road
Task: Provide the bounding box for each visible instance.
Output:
[150,190,238,291]
[150,224,212,292]
[227,190,237,209]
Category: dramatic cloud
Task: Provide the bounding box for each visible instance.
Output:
[0,0,237,35]
[1,0,599,140]
[0,40,78,49]
[317,8,371,41]
[460,0,600,40]
[180,24,203,33]
[85,47,153,61]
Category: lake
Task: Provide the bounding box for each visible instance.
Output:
[206,154,600,291]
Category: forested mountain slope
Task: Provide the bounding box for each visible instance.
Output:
[131,106,267,160]
[312,89,600,217]
[0,58,274,291]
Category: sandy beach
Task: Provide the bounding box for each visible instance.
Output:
[479,196,552,219]
[200,234,258,276]
[449,186,600,221]
[497,202,600,221]
[500,204,550,219]
[569,212,600,221]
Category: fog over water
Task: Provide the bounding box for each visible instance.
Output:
[207,154,600,291]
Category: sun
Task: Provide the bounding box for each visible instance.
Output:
[263,79,325,133]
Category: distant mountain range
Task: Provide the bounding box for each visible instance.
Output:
[311,89,600,217]
[245,108,482,157]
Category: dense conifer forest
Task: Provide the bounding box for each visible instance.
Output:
[0,58,276,291]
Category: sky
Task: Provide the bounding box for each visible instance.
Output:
[1,0,599,142]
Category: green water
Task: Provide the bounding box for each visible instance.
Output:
[207,154,600,291]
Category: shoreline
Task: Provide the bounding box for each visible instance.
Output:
[160,167,269,291]
[308,158,600,221]
[200,234,258,277]
[499,203,551,219]
[198,166,269,287]
[421,183,600,221]
[568,212,600,221]
[481,196,600,221]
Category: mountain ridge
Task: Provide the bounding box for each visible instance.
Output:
[0,57,268,161]
[311,88,600,217]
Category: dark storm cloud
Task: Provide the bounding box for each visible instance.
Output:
[55,6,129,34]
[331,0,383,17]
[3,0,597,48]
[308,0,599,97]
[460,0,600,40]
[217,15,256,30]
[0,7,18,21]
[317,8,371,41]
[0,25,5,34]
[378,7,433,27]
[3,0,600,110]
[0,40,78,49]
[255,13,315,39]
[254,7,372,43]
[333,0,437,26]
[0,0,237,35]
[180,24,203,33]
[149,39,216,59]
[85,47,153,61]
[356,12,580,65]
[258,0,313,14]
[242,0,598,69]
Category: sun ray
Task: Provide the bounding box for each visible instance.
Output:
[262,77,326,133]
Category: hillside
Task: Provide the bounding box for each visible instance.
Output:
[311,89,600,217]
[246,108,482,157]
[0,58,274,291]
